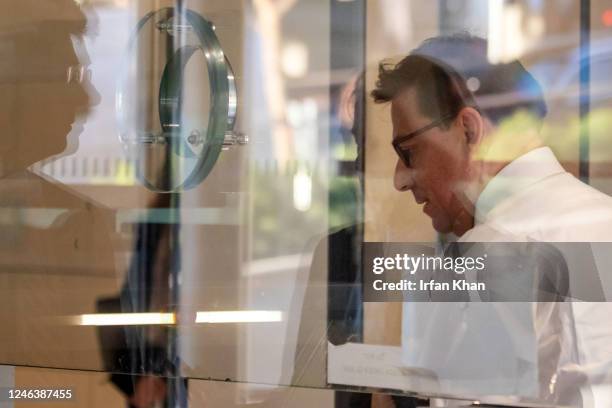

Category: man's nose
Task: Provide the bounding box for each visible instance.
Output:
[393,159,415,192]
[82,81,101,108]
[70,82,100,119]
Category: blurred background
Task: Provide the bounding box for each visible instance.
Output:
[1,0,612,407]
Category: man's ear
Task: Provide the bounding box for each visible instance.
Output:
[458,106,484,146]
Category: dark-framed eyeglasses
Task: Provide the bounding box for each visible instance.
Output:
[391,111,457,168]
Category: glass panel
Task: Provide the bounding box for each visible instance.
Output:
[1,0,612,407]
[589,1,612,195]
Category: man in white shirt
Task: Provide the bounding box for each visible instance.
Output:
[372,34,612,407]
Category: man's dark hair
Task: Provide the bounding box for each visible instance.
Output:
[371,34,547,126]
[372,54,475,127]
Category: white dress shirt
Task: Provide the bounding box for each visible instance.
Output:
[402,147,612,407]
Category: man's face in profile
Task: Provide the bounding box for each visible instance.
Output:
[391,87,471,234]
[0,0,99,170]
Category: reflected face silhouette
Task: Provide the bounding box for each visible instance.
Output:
[391,88,471,234]
[0,1,98,172]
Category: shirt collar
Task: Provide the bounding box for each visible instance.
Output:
[474,147,566,224]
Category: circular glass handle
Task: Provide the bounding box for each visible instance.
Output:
[116,7,237,192]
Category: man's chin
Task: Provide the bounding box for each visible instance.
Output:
[431,217,453,234]
[63,125,82,156]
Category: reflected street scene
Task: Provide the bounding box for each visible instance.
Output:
[1,1,612,408]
